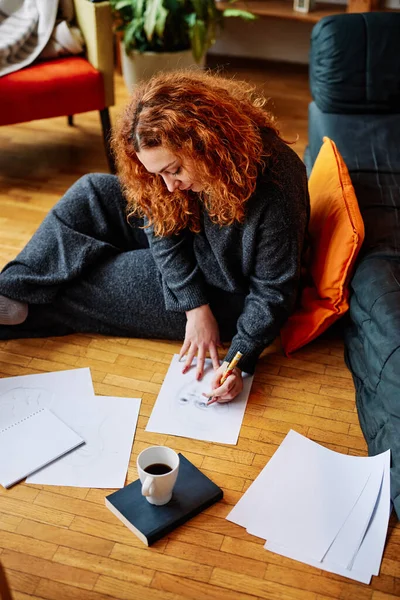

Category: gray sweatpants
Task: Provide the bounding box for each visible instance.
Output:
[0,174,244,341]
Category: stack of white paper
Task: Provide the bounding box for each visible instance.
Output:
[227,430,391,584]
[0,368,141,488]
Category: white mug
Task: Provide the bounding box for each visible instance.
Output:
[137,446,180,506]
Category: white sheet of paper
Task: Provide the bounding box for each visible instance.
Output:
[0,367,141,488]
[0,407,84,488]
[227,430,373,561]
[265,452,390,584]
[348,450,391,576]
[27,396,141,488]
[0,368,95,421]
[330,452,386,569]
[264,542,372,584]
[265,450,390,582]
[146,354,253,444]
[227,431,294,528]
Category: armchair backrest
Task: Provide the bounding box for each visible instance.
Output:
[309,14,400,115]
[73,0,114,107]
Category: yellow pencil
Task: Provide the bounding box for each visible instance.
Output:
[207,351,243,405]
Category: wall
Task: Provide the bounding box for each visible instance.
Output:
[208,17,314,64]
[209,0,400,64]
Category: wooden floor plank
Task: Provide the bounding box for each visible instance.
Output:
[15,519,114,557]
[151,571,265,600]
[209,567,317,600]
[52,546,155,586]
[110,543,213,582]
[1,550,98,591]
[33,578,118,600]
[94,574,184,600]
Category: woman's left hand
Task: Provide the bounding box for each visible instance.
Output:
[179,304,221,379]
[203,362,243,404]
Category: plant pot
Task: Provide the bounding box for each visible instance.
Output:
[120,45,205,91]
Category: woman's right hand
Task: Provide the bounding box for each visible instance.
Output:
[204,362,243,405]
[179,304,221,380]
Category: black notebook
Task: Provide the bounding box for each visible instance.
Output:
[105,453,223,546]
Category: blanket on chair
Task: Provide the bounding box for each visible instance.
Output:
[0,0,57,77]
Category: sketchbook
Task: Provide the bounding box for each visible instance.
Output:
[0,407,84,488]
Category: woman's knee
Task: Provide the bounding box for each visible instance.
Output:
[51,173,125,227]
[69,173,121,204]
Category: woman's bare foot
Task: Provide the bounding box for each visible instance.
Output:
[0,295,28,325]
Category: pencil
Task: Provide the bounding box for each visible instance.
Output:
[207,351,243,405]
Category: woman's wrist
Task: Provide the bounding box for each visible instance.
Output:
[185,303,210,318]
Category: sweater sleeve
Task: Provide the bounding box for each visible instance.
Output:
[224,183,309,375]
[144,220,209,312]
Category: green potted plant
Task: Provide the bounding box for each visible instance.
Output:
[110,0,255,89]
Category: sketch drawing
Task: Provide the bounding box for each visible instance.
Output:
[0,387,53,425]
[0,386,105,467]
[54,410,107,468]
[146,354,254,445]
[27,394,141,488]
[0,369,140,488]
[174,377,229,430]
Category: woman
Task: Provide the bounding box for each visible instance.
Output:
[0,70,309,403]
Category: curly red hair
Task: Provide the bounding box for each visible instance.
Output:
[112,69,282,236]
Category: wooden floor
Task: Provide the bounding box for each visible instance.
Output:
[0,58,399,600]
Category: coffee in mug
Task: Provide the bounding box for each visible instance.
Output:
[137,446,179,506]
[144,463,172,475]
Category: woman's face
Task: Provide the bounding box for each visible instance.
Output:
[136,145,203,193]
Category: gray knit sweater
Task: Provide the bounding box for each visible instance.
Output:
[145,134,310,374]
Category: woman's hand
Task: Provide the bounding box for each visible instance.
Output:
[203,361,243,404]
[179,304,221,379]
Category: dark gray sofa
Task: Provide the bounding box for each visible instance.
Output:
[305,13,400,519]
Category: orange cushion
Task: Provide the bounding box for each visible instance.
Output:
[0,57,105,126]
[280,137,365,355]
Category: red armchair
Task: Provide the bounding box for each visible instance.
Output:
[0,0,115,172]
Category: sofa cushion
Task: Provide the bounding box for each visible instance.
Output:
[306,102,400,260]
[0,56,105,126]
[344,255,400,519]
[306,102,400,175]
[310,13,400,114]
[281,137,364,355]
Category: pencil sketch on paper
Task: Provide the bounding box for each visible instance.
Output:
[0,387,53,425]
[0,386,105,467]
[0,368,140,488]
[146,354,254,445]
[174,378,230,430]
[27,395,141,488]
[51,411,107,468]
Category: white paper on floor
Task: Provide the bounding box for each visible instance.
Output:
[146,354,253,445]
[264,450,391,584]
[0,367,140,488]
[27,395,141,488]
[0,368,95,422]
[228,430,374,560]
[226,430,391,583]
[0,407,84,488]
